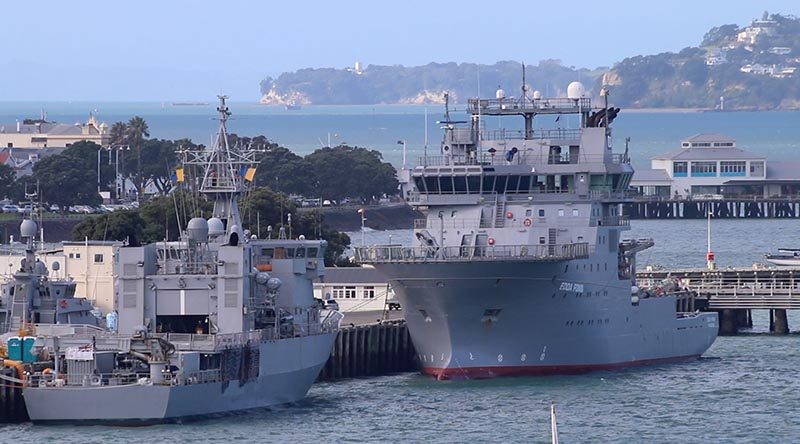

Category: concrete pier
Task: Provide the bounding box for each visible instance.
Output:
[0,366,26,422]
[772,309,790,334]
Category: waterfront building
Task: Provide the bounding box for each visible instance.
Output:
[314,266,394,312]
[631,133,800,198]
[0,114,110,149]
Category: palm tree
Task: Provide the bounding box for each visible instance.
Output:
[126,116,149,198]
[109,121,127,146]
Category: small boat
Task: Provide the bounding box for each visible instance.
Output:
[765,248,800,266]
[285,101,302,110]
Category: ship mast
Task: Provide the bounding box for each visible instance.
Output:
[182,95,262,241]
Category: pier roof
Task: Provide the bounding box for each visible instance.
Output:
[631,168,671,184]
[323,266,387,284]
[652,147,764,161]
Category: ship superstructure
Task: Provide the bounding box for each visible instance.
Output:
[20,96,341,423]
[356,82,718,379]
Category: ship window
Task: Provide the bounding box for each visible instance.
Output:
[572,209,579,217]
[539,237,545,244]
[506,175,520,193]
[440,176,454,193]
[578,236,584,242]
[413,177,426,192]
[518,175,531,192]
[538,209,545,217]
[493,176,508,194]
[453,176,467,193]
[525,209,532,217]
[295,248,305,258]
[482,176,495,193]
[285,248,295,258]
[466,176,480,193]
[307,247,318,258]
[424,176,440,193]
[558,209,565,217]
[261,248,274,258]
[94,254,103,263]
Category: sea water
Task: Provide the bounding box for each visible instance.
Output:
[1,105,800,442]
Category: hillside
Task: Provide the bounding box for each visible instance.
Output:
[259,60,605,105]
[603,12,800,109]
[260,12,800,110]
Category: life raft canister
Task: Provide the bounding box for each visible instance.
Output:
[523,218,532,227]
[506,211,513,219]
[487,237,495,245]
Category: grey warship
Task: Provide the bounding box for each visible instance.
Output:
[21,96,341,423]
[356,81,718,379]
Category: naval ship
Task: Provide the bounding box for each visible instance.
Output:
[20,96,341,423]
[355,82,718,379]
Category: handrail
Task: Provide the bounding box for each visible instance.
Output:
[354,243,590,264]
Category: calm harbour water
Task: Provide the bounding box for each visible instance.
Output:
[1,104,800,442]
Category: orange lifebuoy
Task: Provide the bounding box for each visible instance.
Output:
[59,299,68,309]
[523,218,532,227]
[506,211,513,219]
[487,237,495,245]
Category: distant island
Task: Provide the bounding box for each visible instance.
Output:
[260,11,800,110]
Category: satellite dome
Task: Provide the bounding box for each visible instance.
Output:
[186,217,209,242]
[495,86,505,99]
[207,217,225,237]
[20,219,37,238]
[532,90,542,100]
[267,277,282,291]
[567,81,586,100]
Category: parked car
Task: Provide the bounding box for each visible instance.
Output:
[2,204,19,213]
[322,299,340,311]
[387,301,402,311]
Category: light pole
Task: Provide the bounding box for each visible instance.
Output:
[397,140,406,169]
[97,146,103,193]
[358,208,366,246]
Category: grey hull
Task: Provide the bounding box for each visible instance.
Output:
[377,260,718,379]
[24,332,336,424]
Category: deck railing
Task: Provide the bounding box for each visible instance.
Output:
[354,243,590,264]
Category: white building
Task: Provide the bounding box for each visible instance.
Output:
[0,241,119,313]
[0,114,110,149]
[630,134,800,198]
[313,266,394,312]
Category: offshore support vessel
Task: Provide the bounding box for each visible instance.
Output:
[20,96,341,423]
[356,82,718,380]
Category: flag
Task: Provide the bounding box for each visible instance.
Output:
[175,168,185,182]
[239,166,247,178]
[244,167,257,182]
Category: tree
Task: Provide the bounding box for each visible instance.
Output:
[253,146,315,196]
[701,24,739,47]
[34,154,100,209]
[126,116,150,196]
[305,145,398,202]
[0,164,17,199]
[72,210,145,246]
[139,139,180,195]
[109,121,127,146]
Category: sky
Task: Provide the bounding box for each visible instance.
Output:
[1,0,797,101]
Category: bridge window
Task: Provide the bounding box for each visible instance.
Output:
[439,176,454,193]
[414,177,426,192]
[424,176,440,193]
[453,176,467,193]
[467,176,481,193]
[493,176,508,194]
[482,176,496,193]
[518,175,531,192]
[506,175,520,193]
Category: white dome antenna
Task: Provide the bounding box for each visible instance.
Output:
[567,81,585,100]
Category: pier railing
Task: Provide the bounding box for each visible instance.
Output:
[354,243,590,264]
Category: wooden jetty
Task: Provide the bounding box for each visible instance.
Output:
[625,198,800,219]
[317,320,416,381]
[637,267,800,334]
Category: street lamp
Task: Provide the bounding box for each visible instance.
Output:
[110,145,131,201]
[397,140,406,169]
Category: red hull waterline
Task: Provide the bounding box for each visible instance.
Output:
[422,354,702,380]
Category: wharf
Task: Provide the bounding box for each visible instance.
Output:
[625,198,800,219]
[637,267,800,334]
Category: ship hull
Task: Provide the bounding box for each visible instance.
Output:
[24,332,336,424]
[376,260,718,380]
